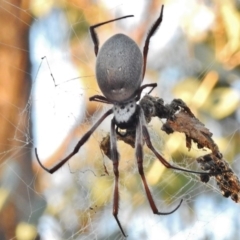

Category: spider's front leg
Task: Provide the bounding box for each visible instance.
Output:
[136,109,183,215]
[138,108,228,176]
[35,109,113,174]
[110,119,127,237]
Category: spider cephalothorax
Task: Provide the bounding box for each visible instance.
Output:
[35,5,218,237]
[113,99,138,128]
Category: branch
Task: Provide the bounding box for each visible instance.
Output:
[100,94,240,203]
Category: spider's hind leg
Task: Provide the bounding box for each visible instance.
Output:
[89,15,134,56]
[142,5,164,79]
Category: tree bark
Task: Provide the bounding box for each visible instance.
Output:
[0,1,39,239]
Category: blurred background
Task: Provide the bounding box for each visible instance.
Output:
[0,0,240,239]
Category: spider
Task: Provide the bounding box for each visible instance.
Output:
[35,5,215,237]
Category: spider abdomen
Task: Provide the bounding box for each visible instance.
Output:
[96,33,143,103]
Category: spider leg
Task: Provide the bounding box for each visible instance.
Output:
[138,108,220,175]
[89,15,134,56]
[35,109,113,174]
[89,94,112,104]
[136,111,182,215]
[142,5,164,79]
[110,119,127,237]
[135,83,157,101]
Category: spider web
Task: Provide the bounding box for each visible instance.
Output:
[1,0,240,239]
